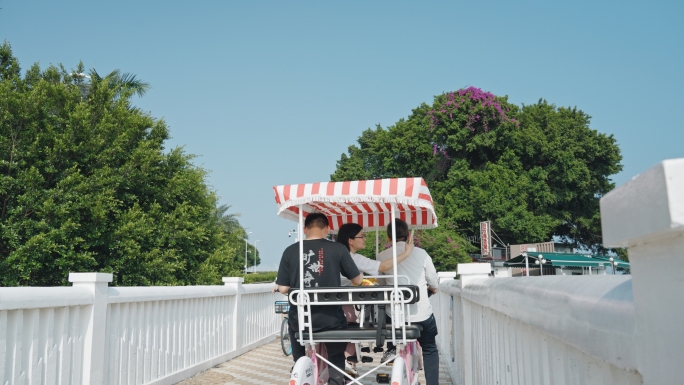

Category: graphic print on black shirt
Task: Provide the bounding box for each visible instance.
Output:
[302,246,329,287]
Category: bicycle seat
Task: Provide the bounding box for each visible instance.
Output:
[295,325,421,341]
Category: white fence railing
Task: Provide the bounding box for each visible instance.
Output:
[431,273,640,385]
[0,276,282,385]
[431,158,684,385]
[0,287,94,384]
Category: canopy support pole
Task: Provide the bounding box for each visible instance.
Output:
[390,203,398,286]
[298,205,310,346]
[390,203,399,346]
[299,205,304,292]
[375,212,379,257]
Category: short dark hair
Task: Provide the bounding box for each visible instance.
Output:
[336,223,363,251]
[305,212,329,230]
[387,218,409,241]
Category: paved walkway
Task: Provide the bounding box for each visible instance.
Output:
[177,339,453,385]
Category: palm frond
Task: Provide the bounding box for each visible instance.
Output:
[213,204,244,235]
[118,72,150,97]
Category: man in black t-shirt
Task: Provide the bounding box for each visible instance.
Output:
[276,213,362,385]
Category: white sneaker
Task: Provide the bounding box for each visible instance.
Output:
[345,361,359,377]
[381,348,396,363]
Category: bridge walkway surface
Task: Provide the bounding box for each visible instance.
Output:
[176,338,454,385]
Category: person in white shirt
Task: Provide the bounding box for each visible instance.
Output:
[335,223,414,377]
[377,219,439,385]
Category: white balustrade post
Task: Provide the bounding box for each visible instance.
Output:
[437,271,456,284]
[223,277,244,351]
[68,272,113,385]
[601,158,684,385]
[457,263,491,385]
[436,272,456,345]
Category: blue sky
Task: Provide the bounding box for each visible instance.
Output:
[2,1,683,271]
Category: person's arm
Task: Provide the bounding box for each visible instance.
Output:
[377,234,415,272]
[339,245,362,286]
[275,250,291,295]
[425,255,439,293]
[350,274,363,286]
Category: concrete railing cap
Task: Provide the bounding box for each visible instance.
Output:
[601,158,684,247]
[68,272,113,283]
[458,263,491,275]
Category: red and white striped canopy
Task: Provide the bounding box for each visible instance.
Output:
[273,178,438,233]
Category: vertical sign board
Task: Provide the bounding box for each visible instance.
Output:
[480,221,491,257]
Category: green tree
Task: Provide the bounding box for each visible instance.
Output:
[332,87,622,253]
[0,42,243,286]
[208,204,264,272]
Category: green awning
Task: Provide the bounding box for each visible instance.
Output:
[503,252,629,269]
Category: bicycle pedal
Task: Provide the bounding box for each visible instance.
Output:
[373,346,384,353]
[376,373,390,383]
[360,347,370,353]
[361,356,373,363]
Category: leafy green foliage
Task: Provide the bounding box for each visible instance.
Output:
[332,87,622,254]
[614,248,628,262]
[243,271,277,284]
[412,224,476,271]
[0,42,245,286]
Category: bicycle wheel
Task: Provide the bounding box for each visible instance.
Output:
[281,317,292,356]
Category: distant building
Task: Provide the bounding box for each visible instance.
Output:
[472,241,628,277]
[508,242,575,258]
[503,252,629,276]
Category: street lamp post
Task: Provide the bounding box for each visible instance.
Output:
[288,229,299,242]
[609,257,617,275]
[253,240,260,273]
[535,254,547,276]
[244,232,252,273]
